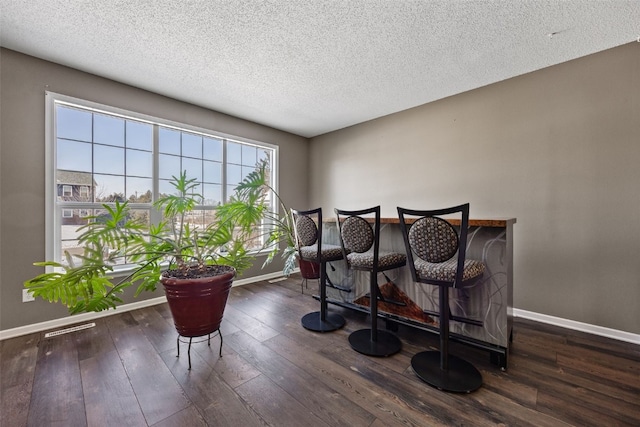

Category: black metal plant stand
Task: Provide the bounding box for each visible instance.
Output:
[176,329,223,370]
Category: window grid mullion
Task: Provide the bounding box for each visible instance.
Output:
[222,139,228,202]
[150,124,161,227]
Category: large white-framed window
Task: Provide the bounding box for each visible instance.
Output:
[45,92,278,269]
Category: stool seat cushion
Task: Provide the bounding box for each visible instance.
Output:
[347,251,406,270]
[414,258,485,283]
[299,244,344,262]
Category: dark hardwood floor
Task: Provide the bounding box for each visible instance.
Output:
[2,274,639,426]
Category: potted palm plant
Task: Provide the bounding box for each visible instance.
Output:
[24,162,271,339]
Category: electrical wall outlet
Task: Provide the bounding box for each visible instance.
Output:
[22,289,35,302]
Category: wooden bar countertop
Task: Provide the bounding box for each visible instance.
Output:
[325,217,516,228]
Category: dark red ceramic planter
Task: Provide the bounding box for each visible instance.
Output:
[298,258,320,279]
[161,266,235,337]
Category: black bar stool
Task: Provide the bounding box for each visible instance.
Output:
[397,203,484,393]
[335,206,406,357]
[293,208,347,332]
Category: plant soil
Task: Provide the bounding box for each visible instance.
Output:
[162,264,234,280]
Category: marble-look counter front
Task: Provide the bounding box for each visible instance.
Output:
[320,217,516,368]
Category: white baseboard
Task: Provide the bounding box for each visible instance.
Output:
[232,269,294,286]
[0,296,167,341]
[514,308,640,345]
[0,270,295,341]
[10,277,635,346]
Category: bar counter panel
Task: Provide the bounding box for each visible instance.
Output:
[320,217,516,367]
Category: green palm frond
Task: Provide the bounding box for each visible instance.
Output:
[200,224,233,249]
[25,259,115,310]
[154,171,200,219]
[282,245,298,276]
[233,160,268,198]
[69,291,124,314]
[216,199,267,235]
[131,262,162,294]
[216,239,254,274]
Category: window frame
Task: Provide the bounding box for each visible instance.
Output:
[45,91,279,272]
[79,185,89,198]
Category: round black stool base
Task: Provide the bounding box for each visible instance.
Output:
[301,311,345,332]
[411,351,482,393]
[348,329,402,357]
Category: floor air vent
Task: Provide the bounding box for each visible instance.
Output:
[44,322,96,338]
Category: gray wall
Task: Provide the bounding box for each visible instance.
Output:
[3,43,639,336]
[0,48,309,331]
[309,42,640,335]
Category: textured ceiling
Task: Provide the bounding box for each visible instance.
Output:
[1,1,639,137]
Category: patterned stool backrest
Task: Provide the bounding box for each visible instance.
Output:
[341,216,374,253]
[408,217,459,263]
[295,215,318,247]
